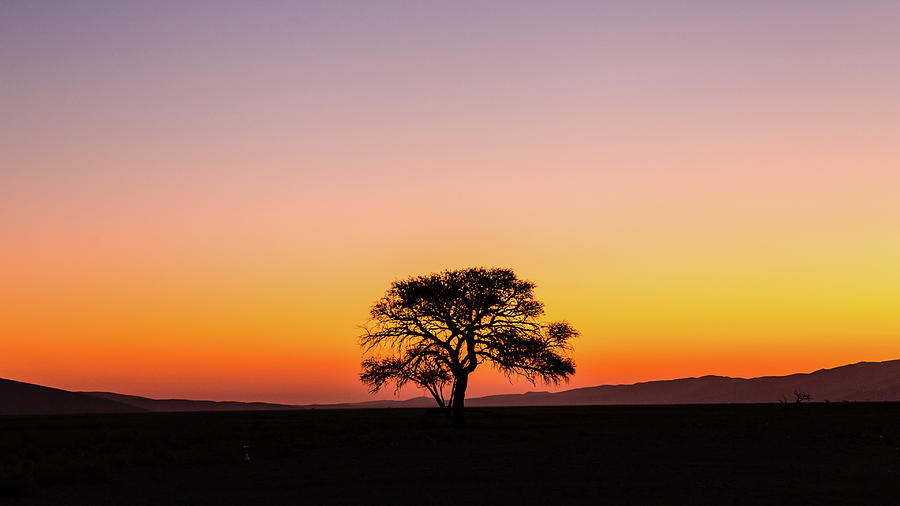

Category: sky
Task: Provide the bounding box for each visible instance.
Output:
[2,1,899,404]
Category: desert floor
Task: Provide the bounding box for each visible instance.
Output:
[3,403,900,505]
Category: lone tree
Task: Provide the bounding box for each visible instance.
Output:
[794,390,812,404]
[359,267,577,426]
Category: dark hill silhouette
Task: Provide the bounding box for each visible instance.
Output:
[336,359,900,408]
[84,392,300,412]
[0,378,145,415]
[306,397,436,409]
[465,359,900,407]
[3,359,900,415]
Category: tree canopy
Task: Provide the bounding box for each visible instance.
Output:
[359,267,577,425]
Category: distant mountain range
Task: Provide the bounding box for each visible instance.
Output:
[3,359,900,415]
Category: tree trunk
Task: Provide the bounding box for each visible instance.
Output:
[426,386,444,408]
[452,373,468,427]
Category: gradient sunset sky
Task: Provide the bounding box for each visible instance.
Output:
[2,1,899,404]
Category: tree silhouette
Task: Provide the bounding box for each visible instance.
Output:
[794,390,812,404]
[360,353,455,409]
[359,267,577,426]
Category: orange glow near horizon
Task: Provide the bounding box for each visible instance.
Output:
[2,2,900,404]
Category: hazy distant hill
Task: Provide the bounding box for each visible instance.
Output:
[337,359,900,408]
[84,392,302,412]
[465,359,900,407]
[0,378,145,415]
[3,359,899,415]
[306,397,436,409]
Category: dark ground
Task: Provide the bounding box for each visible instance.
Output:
[2,403,899,505]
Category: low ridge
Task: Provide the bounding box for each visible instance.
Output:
[0,378,146,415]
[3,359,899,415]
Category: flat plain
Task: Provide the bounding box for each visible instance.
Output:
[3,404,899,505]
